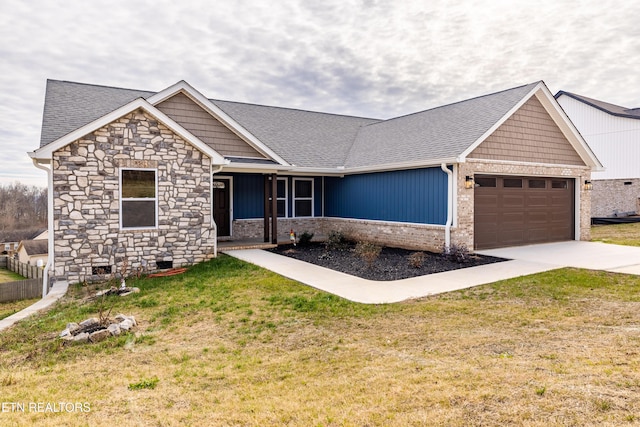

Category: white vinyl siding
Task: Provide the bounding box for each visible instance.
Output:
[557,95,640,180]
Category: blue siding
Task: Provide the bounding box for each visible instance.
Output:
[231,173,264,219]
[230,174,324,219]
[325,167,448,225]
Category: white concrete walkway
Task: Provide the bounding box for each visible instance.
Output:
[225,241,640,304]
[224,250,555,304]
[0,281,69,332]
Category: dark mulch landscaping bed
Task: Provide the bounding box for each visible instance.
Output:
[268,242,507,281]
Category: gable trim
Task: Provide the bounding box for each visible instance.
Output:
[457,83,542,162]
[534,85,603,171]
[30,98,227,165]
[147,81,290,166]
[457,83,603,171]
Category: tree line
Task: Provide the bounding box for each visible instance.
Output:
[0,182,47,231]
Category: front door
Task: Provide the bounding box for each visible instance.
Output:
[213,178,231,237]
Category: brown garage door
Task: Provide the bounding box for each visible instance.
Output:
[474,175,574,250]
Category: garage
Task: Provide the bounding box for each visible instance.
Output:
[474,175,575,249]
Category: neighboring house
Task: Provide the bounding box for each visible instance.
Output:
[17,239,48,266]
[30,79,601,285]
[0,229,46,256]
[556,91,640,218]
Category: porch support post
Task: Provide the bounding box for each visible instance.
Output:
[263,175,270,242]
[271,173,278,244]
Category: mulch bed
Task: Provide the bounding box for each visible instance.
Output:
[268,242,506,281]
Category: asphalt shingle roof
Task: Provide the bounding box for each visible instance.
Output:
[556,91,640,120]
[39,80,543,169]
[346,82,539,168]
[20,239,48,256]
[40,80,153,147]
[212,100,379,167]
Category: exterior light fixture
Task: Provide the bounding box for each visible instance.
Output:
[584,180,593,191]
[465,175,474,189]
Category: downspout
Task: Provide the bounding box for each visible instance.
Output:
[32,158,53,298]
[440,163,453,253]
[211,163,225,257]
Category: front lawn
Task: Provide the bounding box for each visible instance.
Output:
[592,222,640,246]
[0,255,639,426]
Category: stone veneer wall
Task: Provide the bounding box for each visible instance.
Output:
[52,110,216,284]
[591,179,640,218]
[456,161,592,248]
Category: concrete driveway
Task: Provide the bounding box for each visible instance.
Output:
[226,241,640,304]
[477,241,640,275]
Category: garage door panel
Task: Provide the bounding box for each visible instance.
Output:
[502,195,525,208]
[526,194,549,207]
[527,211,548,223]
[499,229,526,244]
[474,175,574,249]
[502,213,525,226]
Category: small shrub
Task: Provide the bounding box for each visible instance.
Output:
[354,241,382,268]
[298,231,314,246]
[128,376,159,390]
[443,243,470,263]
[408,252,425,269]
[326,230,350,251]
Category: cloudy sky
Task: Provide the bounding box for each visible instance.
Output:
[1,0,638,187]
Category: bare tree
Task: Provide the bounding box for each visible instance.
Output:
[0,182,47,231]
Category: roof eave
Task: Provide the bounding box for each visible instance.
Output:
[535,85,603,171]
[31,98,227,165]
[458,83,604,172]
[458,82,544,162]
[147,81,291,166]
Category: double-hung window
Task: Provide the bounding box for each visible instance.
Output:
[293,178,313,217]
[120,169,157,229]
[276,178,288,218]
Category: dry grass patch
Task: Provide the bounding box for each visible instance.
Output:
[0,257,639,425]
[0,268,26,283]
[592,222,640,246]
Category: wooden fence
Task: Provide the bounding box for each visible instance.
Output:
[0,256,44,302]
[6,257,44,280]
[0,278,42,302]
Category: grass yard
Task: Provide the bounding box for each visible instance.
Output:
[592,222,640,246]
[0,255,639,426]
[0,298,39,320]
[0,268,26,283]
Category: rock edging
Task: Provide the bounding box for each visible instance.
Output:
[59,314,137,344]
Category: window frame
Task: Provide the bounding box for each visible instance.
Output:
[292,178,314,218]
[276,177,288,218]
[119,168,158,230]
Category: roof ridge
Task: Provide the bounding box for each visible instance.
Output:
[211,98,382,121]
[363,81,541,127]
[556,90,640,119]
[47,79,157,96]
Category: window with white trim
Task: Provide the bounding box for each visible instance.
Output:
[276,178,288,218]
[120,169,157,229]
[293,178,313,217]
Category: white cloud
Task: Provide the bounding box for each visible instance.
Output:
[0,0,639,186]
